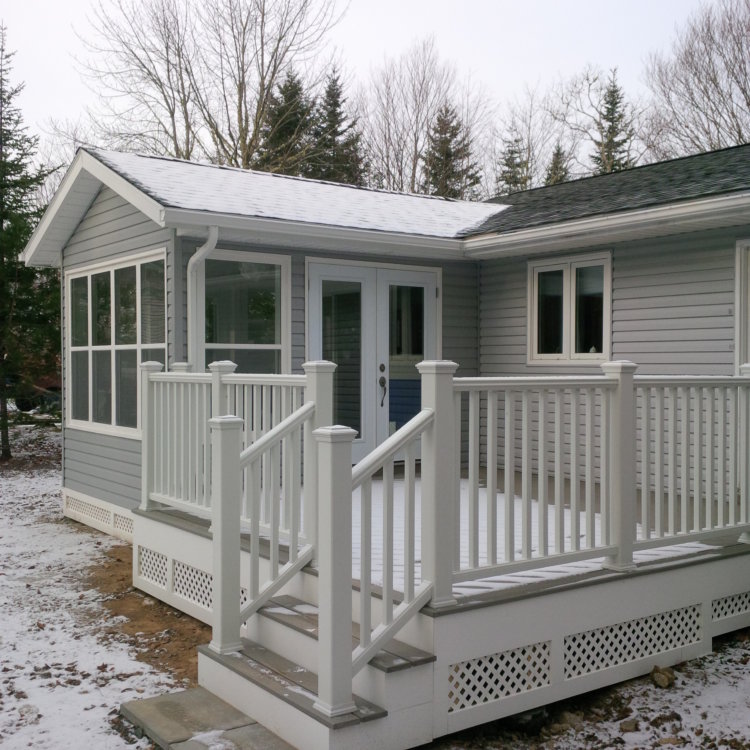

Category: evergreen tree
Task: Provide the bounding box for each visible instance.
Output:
[421,103,480,199]
[0,25,60,459]
[254,71,315,176]
[590,68,636,174]
[496,134,531,195]
[544,142,570,185]
[306,68,365,185]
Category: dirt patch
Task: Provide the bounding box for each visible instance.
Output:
[85,545,210,686]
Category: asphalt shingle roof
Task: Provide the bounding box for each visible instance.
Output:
[471,143,750,236]
[89,148,508,239]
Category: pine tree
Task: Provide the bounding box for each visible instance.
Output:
[422,103,480,199]
[0,25,60,459]
[590,68,636,175]
[544,142,570,185]
[496,134,531,195]
[306,68,365,185]
[254,71,315,176]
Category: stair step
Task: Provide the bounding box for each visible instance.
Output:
[198,639,387,730]
[258,595,435,673]
[120,686,293,749]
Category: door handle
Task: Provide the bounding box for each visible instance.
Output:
[379,376,387,407]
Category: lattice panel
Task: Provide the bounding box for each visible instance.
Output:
[564,605,701,679]
[173,561,213,609]
[138,547,168,589]
[447,641,551,713]
[113,513,133,536]
[65,496,111,525]
[713,592,750,621]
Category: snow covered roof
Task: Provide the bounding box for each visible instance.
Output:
[89,149,506,239]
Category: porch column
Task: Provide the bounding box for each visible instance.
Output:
[302,360,336,566]
[139,361,164,511]
[313,425,357,718]
[601,360,638,572]
[208,360,238,417]
[208,415,244,654]
[417,360,459,609]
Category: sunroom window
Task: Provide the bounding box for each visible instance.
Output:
[204,257,285,372]
[68,256,166,431]
[529,253,611,363]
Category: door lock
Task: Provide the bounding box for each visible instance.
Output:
[379,376,387,407]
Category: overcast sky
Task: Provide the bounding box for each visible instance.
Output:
[4,0,709,140]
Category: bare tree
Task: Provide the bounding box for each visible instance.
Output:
[77,0,341,166]
[645,0,750,159]
[360,38,489,194]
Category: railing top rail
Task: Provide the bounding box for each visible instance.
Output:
[351,408,434,489]
[150,372,212,384]
[223,373,307,387]
[239,400,315,469]
[453,375,616,391]
[635,375,750,387]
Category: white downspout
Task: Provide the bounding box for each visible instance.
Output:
[186,225,219,370]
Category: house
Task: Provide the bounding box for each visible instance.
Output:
[22,145,750,749]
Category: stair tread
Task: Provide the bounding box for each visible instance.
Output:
[198,640,386,730]
[259,595,435,673]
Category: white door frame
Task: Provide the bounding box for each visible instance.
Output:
[307,259,441,461]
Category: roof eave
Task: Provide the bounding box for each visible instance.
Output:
[164,207,466,259]
[464,192,750,259]
[21,150,167,268]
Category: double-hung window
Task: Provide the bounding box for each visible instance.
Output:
[68,253,166,433]
[529,252,611,363]
[201,250,291,373]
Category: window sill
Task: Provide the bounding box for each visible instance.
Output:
[526,356,610,367]
[65,420,142,441]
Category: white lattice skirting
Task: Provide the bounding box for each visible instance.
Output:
[62,490,134,542]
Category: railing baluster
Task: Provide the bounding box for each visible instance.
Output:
[680,386,689,535]
[706,388,715,531]
[554,389,564,553]
[468,390,480,568]
[639,387,650,540]
[601,387,610,546]
[538,390,548,558]
[570,389,579,552]
[729,387,737,526]
[504,390,515,562]
[521,389,532,559]
[404,443,416,602]
[693,387,703,532]
[487,391,498,565]
[360,478,372,648]
[654,387,664,537]
[249,457,261,599]
[383,460,394,626]
[586,388,595,547]
[667,387,677,536]
[454,391,462,568]
[289,420,301,561]
[270,441,280,579]
[718,388,726,528]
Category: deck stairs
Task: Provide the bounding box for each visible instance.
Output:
[197,566,438,750]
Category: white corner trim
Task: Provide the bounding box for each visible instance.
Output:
[735,241,750,374]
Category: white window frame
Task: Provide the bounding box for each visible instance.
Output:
[65,249,167,438]
[197,249,292,373]
[735,240,750,374]
[528,251,612,365]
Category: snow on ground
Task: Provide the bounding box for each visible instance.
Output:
[0,425,174,749]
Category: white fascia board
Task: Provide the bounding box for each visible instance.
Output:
[464,191,750,259]
[21,150,166,267]
[165,208,465,259]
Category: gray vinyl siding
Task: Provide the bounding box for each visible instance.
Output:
[177,240,480,376]
[62,186,174,511]
[479,227,744,377]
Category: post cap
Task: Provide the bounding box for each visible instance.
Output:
[416,360,459,375]
[208,360,238,374]
[600,360,638,377]
[302,360,337,373]
[140,361,164,372]
[208,415,244,430]
[313,425,357,443]
[171,362,193,373]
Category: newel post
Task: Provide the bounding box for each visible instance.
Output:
[139,361,164,511]
[417,360,459,608]
[208,360,238,417]
[208,415,244,654]
[313,425,357,718]
[601,360,638,572]
[302,361,336,564]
